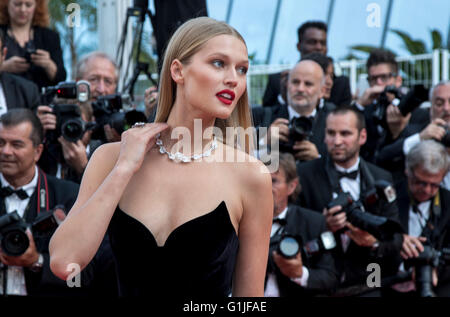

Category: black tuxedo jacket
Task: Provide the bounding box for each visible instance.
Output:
[296,156,404,287]
[0,171,118,297]
[267,204,338,296]
[262,72,351,107]
[0,171,83,296]
[0,72,40,112]
[252,102,335,158]
[375,108,430,185]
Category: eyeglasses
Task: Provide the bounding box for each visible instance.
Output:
[409,172,441,190]
[367,73,396,85]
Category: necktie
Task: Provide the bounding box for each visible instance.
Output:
[337,170,358,180]
[272,217,286,226]
[0,186,29,200]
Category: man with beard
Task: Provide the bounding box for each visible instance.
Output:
[297,106,403,296]
[376,81,450,189]
[253,60,335,161]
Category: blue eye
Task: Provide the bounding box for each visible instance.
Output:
[237,66,248,75]
[212,60,224,68]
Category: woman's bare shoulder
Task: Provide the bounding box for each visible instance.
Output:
[221,144,272,188]
[82,142,121,181]
[90,142,121,163]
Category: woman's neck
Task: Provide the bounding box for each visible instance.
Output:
[9,21,32,42]
[161,102,217,155]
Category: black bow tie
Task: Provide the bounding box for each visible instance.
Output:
[0,187,29,200]
[272,217,286,226]
[337,170,359,180]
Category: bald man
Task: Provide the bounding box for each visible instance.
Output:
[253,60,336,161]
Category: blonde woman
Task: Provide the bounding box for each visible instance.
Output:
[49,17,272,297]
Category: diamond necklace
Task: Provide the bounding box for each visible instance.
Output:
[155,135,218,163]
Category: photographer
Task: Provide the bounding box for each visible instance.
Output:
[0,0,66,90]
[0,31,39,115]
[254,59,335,162]
[37,100,101,184]
[74,51,121,142]
[386,140,450,297]
[297,106,403,296]
[354,49,413,163]
[377,81,450,189]
[265,152,338,297]
[0,108,81,296]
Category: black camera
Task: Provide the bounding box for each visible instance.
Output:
[279,116,313,154]
[0,211,29,256]
[92,93,147,141]
[32,207,64,235]
[52,104,94,143]
[41,81,90,105]
[404,245,450,297]
[0,207,65,257]
[41,81,93,143]
[24,40,36,63]
[373,84,428,128]
[327,190,403,240]
[273,231,336,259]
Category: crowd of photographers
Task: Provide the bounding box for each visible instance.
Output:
[0,12,450,298]
[255,20,450,297]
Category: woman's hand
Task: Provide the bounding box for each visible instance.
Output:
[1,56,30,73]
[31,49,57,80]
[115,122,169,174]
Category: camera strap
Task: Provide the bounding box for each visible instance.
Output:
[36,168,50,214]
[21,169,49,223]
[411,192,441,245]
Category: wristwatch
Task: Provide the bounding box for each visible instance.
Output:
[29,253,44,273]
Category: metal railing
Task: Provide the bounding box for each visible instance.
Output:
[248,49,450,106]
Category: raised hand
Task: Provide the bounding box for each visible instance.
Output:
[115,122,169,174]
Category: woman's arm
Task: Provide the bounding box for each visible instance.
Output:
[49,123,168,281]
[232,162,273,296]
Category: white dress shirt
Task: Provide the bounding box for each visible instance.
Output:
[0,82,8,116]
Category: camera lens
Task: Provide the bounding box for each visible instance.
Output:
[279,236,300,258]
[291,117,313,142]
[2,229,29,256]
[62,119,84,142]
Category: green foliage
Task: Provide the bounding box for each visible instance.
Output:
[431,29,443,50]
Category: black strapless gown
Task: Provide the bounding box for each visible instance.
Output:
[107,201,239,297]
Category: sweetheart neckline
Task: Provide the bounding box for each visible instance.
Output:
[116,201,237,247]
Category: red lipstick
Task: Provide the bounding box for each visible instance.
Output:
[216,90,235,105]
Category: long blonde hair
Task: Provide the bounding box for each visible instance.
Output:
[155,17,254,154]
